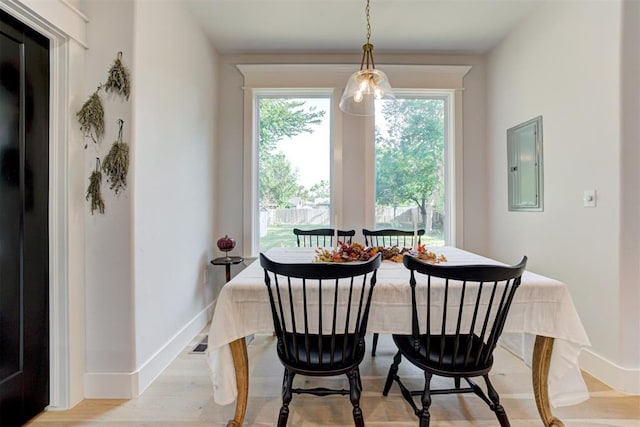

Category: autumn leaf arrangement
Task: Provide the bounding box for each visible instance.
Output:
[315,242,447,264]
[80,52,131,215]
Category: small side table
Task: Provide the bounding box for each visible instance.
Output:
[209,255,256,349]
[211,256,244,283]
[194,256,245,354]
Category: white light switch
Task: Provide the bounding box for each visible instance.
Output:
[583,190,596,207]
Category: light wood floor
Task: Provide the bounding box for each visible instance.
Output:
[28,331,640,426]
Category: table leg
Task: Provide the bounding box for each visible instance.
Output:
[532,335,565,427]
[225,265,231,283]
[227,337,249,427]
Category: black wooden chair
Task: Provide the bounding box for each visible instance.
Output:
[293,228,356,247]
[260,252,382,427]
[382,254,527,427]
[362,228,425,248]
[362,228,425,356]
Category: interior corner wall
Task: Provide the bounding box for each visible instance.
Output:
[131,0,218,393]
[456,57,487,255]
[619,0,640,373]
[485,0,637,392]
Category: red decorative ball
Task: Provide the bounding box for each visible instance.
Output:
[217,235,236,251]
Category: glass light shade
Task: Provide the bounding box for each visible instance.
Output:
[339,68,395,116]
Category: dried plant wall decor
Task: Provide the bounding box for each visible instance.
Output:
[80,51,132,213]
[104,51,131,100]
[102,119,130,195]
[86,158,105,214]
[76,87,105,148]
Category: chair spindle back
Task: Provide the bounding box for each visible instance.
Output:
[260,253,381,371]
[293,228,356,248]
[362,228,425,248]
[403,255,527,373]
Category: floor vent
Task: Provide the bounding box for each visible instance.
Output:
[190,335,208,354]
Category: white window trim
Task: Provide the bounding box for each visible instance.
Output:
[238,64,470,255]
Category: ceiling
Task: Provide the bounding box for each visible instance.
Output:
[184,0,545,55]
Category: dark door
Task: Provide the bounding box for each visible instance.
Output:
[0,9,50,426]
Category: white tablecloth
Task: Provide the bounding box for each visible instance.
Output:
[207,246,590,407]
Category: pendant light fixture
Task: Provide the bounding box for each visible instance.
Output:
[339,0,395,116]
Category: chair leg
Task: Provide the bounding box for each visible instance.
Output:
[278,369,295,427]
[483,374,510,427]
[371,333,379,356]
[454,377,461,389]
[383,351,402,396]
[347,369,365,427]
[419,371,433,427]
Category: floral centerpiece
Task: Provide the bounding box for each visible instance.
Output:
[314,242,447,264]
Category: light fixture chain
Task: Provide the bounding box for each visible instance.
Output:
[365,0,371,44]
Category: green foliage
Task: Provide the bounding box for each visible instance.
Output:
[77,90,104,146]
[104,52,131,100]
[101,119,129,195]
[376,99,445,224]
[260,153,300,208]
[259,98,324,155]
[259,224,300,252]
[258,98,325,208]
[102,141,129,195]
[308,180,330,201]
[86,169,105,214]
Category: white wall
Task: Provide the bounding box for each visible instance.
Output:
[216,53,489,256]
[81,0,219,397]
[486,0,639,393]
[131,0,218,379]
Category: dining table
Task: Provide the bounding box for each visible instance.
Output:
[206,246,591,427]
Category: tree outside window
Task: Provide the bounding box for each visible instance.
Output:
[375,98,446,246]
[258,97,330,250]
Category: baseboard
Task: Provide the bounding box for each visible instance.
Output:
[501,334,640,395]
[579,348,640,395]
[83,302,215,398]
[134,302,215,395]
[83,371,139,399]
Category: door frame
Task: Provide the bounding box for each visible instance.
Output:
[0,0,86,410]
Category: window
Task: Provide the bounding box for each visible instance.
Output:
[238,64,469,255]
[256,95,332,251]
[374,96,448,246]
